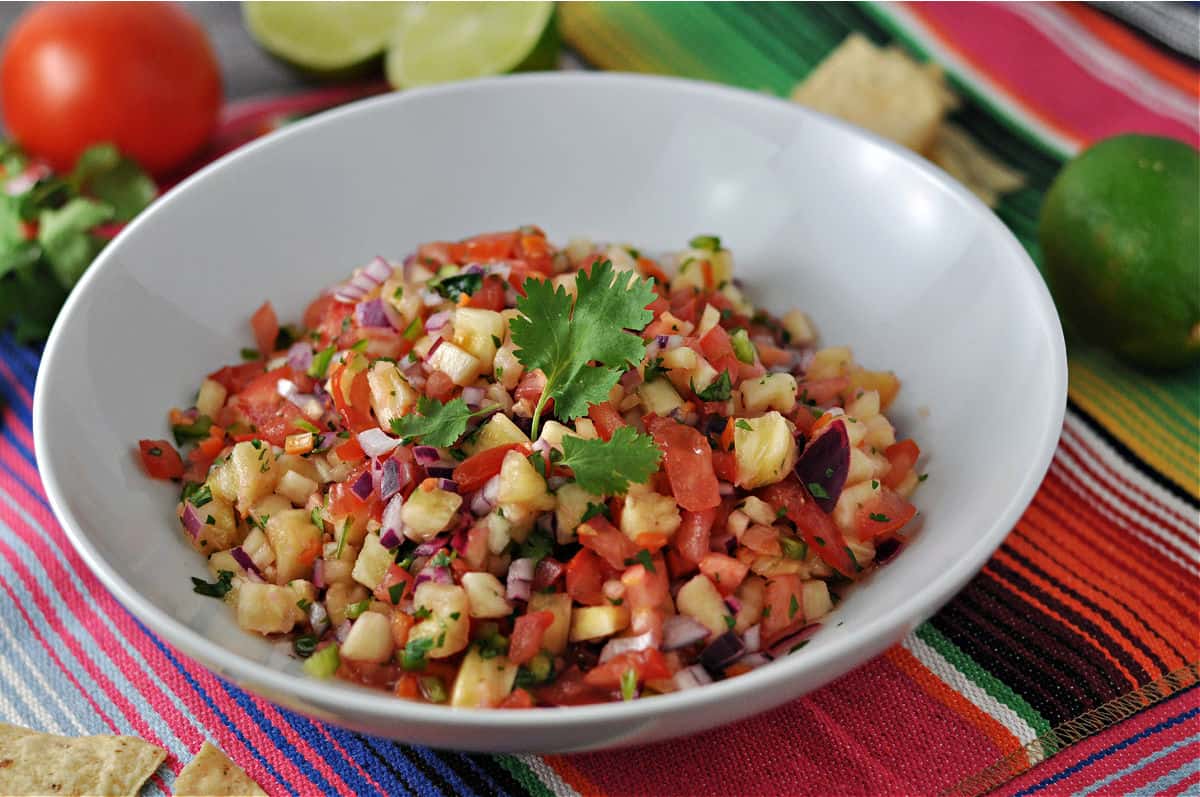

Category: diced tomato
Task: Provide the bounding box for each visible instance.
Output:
[699,553,749,595]
[636,256,670,284]
[644,294,671,322]
[327,463,383,532]
[855,488,918,539]
[394,672,420,699]
[453,442,531,493]
[509,610,555,666]
[506,260,549,294]
[760,475,857,578]
[391,611,414,649]
[184,424,226,482]
[139,439,183,480]
[740,524,782,556]
[532,557,565,591]
[337,658,400,690]
[675,506,716,566]
[798,377,851,406]
[467,275,508,311]
[315,300,356,349]
[669,289,700,324]
[577,517,639,570]
[756,341,791,369]
[415,241,455,267]
[698,325,740,379]
[583,649,672,689]
[333,436,364,464]
[251,301,279,357]
[206,361,266,394]
[883,440,921,489]
[587,402,625,441]
[374,564,415,605]
[565,549,607,606]
[303,293,336,330]
[712,450,738,482]
[449,230,519,263]
[514,369,548,407]
[534,667,608,706]
[762,574,804,640]
[424,371,456,402]
[227,366,305,446]
[621,560,669,611]
[328,363,374,432]
[515,231,554,275]
[498,688,536,709]
[649,419,720,512]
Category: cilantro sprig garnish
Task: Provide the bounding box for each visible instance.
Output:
[510,260,657,437]
[389,396,495,448]
[559,426,662,496]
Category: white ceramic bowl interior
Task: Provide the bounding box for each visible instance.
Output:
[34,74,1065,753]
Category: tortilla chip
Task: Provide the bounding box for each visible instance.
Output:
[791,33,958,154]
[0,722,165,796]
[928,123,1026,207]
[174,742,265,796]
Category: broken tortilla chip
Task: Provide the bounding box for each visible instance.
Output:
[0,722,165,796]
[928,123,1026,207]
[174,742,265,796]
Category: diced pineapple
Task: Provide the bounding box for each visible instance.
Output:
[492,341,523,390]
[276,470,318,506]
[186,495,240,553]
[288,579,317,607]
[733,575,766,633]
[660,346,699,371]
[740,373,798,414]
[843,416,868,448]
[340,611,394,663]
[486,511,512,554]
[653,311,695,338]
[720,282,755,317]
[695,304,722,337]
[208,549,241,579]
[554,482,601,544]
[207,458,238,503]
[236,582,301,635]
[450,647,519,708]
[733,411,798,489]
[536,421,573,453]
[321,539,357,585]
[604,244,637,272]
[408,583,470,658]
[637,379,684,416]
[748,555,810,578]
[351,532,394,591]
[807,347,853,380]
[894,469,920,498]
[675,574,732,636]
[382,276,421,323]
[453,307,505,367]
[265,509,322,584]
[845,389,880,420]
[497,450,555,510]
[528,592,572,654]
[461,572,512,618]
[228,440,281,515]
[738,496,777,527]
[801,580,833,622]
[847,368,901,410]
[411,334,438,361]
[428,340,482,386]
[400,487,463,542]
[367,360,418,431]
[250,494,292,519]
[569,605,630,642]
[845,447,881,487]
[195,379,228,419]
[324,582,368,626]
[572,418,598,440]
[241,527,275,570]
[688,357,721,395]
[781,309,817,346]
[671,247,733,291]
[565,237,594,266]
[832,480,881,534]
[466,413,530,455]
[863,415,896,450]
[551,272,579,298]
[846,538,875,569]
[620,486,681,543]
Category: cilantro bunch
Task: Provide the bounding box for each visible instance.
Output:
[0,141,156,341]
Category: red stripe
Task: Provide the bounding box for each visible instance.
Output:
[0,358,33,406]
[1061,422,1197,536]
[904,3,1200,147]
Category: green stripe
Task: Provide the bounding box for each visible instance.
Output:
[916,623,1054,740]
[1076,349,1200,440]
[495,755,557,797]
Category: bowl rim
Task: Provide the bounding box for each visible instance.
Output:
[33,71,1067,729]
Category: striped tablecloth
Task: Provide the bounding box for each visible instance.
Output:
[1,3,1197,795]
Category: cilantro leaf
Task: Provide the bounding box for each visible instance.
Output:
[510,260,656,434]
[559,426,661,495]
[70,143,156,222]
[38,198,113,289]
[192,570,234,598]
[693,371,733,402]
[389,396,483,448]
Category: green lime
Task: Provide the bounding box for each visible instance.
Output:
[243,2,400,73]
[385,2,558,89]
[1039,134,1200,370]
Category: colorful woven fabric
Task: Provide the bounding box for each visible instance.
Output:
[1,3,1197,795]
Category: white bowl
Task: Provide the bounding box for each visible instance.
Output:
[34,73,1065,753]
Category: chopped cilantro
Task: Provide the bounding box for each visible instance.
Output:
[401,636,435,670]
[868,513,891,523]
[643,357,668,381]
[239,347,261,361]
[581,502,611,523]
[780,536,808,561]
[624,549,656,573]
[171,414,213,447]
[191,570,233,598]
[388,583,407,604]
[517,530,554,566]
[293,634,318,658]
[688,234,721,251]
[735,419,753,431]
[693,371,732,402]
[789,594,800,619]
[807,483,829,499]
[186,484,213,508]
[724,615,736,630]
[345,600,370,620]
[431,271,482,300]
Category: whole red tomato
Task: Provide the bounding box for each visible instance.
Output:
[0,2,222,175]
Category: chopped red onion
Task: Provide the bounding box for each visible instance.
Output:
[308,601,330,635]
[424,310,452,332]
[533,557,564,590]
[743,624,762,653]
[421,289,443,307]
[461,386,485,408]
[312,559,326,589]
[598,631,655,664]
[450,524,471,556]
[724,595,742,615]
[333,286,365,304]
[379,528,403,550]
[355,298,396,329]
[700,630,747,674]
[379,459,402,502]
[662,615,710,650]
[663,334,684,349]
[182,504,203,539]
[415,566,452,586]
[468,490,494,517]
[481,475,501,504]
[654,334,670,348]
[426,465,455,479]
[287,342,313,372]
[534,512,556,536]
[717,481,735,497]
[766,623,822,658]
[334,620,353,643]
[506,575,531,603]
[348,470,373,500]
[509,557,535,583]
[316,432,339,451]
[381,493,404,538]
[364,256,394,283]
[231,547,265,582]
[620,368,644,390]
[547,475,568,491]
[434,478,458,493]
[413,535,451,557]
[357,428,400,458]
[412,446,442,465]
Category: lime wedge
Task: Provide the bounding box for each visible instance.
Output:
[385,2,558,89]
[243,2,401,72]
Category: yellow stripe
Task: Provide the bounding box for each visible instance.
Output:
[624,4,720,80]
[1070,349,1198,439]
[1072,358,1195,444]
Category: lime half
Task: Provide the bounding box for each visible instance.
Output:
[385,2,557,89]
[244,2,401,72]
